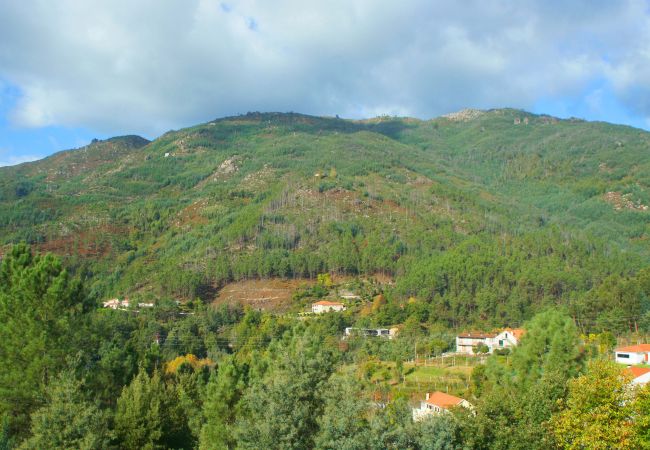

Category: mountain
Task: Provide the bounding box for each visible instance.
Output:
[1,109,648,329]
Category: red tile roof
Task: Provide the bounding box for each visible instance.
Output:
[425,391,465,409]
[625,367,650,379]
[312,300,344,306]
[506,328,525,340]
[616,344,650,353]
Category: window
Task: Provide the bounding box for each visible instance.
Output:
[499,340,504,347]
[618,353,630,359]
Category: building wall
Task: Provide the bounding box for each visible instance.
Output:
[491,331,518,351]
[312,304,345,314]
[456,337,490,354]
[632,372,650,385]
[616,352,647,365]
[412,402,445,421]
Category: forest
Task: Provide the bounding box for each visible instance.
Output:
[1,244,650,449]
[1,110,649,448]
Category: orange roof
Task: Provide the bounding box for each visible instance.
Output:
[313,300,344,306]
[625,367,650,379]
[425,391,465,409]
[458,332,497,339]
[507,328,525,340]
[616,344,650,353]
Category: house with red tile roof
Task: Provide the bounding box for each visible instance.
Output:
[455,328,525,354]
[615,344,650,365]
[312,300,345,314]
[412,391,472,421]
[624,366,650,386]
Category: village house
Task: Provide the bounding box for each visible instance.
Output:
[412,391,472,421]
[344,327,398,339]
[455,328,524,354]
[103,298,154,310]
[625,366,650,386]
[615,344,650,365]
[312,300,346,314]
[102,298,122,309]
[456,331,496,354]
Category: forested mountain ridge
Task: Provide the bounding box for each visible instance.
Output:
[1,109,649,330]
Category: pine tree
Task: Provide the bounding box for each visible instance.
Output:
[235,333,337,449]
[511,309,583,386]
[315,375,372,449]
[0,244,91,437]
[19,369,108,450]
[114,370,192,450]
[200,357,244,449]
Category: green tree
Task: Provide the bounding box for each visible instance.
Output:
[115,369,192,450]
[511,309,582,386]
[0,244,91,436]
[315,375,372,449]
[200,357,245,450]
[632,384,650,449]
[366,397,415,449]
[19,369,108,450]
[464,310,581,449]
[411,413,463,450]
[0,416,15,450]
[551,360,633,450]
[236,332,337,449]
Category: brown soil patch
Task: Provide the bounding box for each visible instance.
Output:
[36,223,127,258]
[603,191,649,211]
[174,199,209,228]
[213,278,315,312]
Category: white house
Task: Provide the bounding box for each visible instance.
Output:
[103,298,154,310]
[344,327,398,339]
[102,298,122,309]
[492,329,525,351]
[412,391,472,421]
[625,367,650,386]
[312,300,346,314]
[615,344,650,365]
[455,328,524,354]
[455,332,496,354]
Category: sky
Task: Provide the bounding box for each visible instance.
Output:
[1,0,650,166]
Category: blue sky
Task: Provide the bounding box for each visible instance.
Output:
[0,82,104,166]
[1,0,649,166]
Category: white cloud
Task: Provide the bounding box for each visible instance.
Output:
[0,153,43,167]
[0,0,649,135]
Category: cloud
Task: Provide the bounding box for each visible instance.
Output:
[0,153,43,167]
[0,0,648,136]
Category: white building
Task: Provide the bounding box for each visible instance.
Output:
[103,298,154,310]
[412,391,472,421]
[455,328,524,354]
[102,298,122,309]
[344,327,398,339]
[615,344,650,365]
[312,300,346,314]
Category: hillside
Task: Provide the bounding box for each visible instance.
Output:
[1,109,649,330]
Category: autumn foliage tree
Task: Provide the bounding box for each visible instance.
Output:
[551,360,633,450]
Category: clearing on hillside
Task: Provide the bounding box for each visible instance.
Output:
[213,278,315,312]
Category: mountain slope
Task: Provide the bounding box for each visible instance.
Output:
[1,110,648,329]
